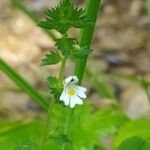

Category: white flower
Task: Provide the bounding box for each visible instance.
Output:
[60,75,87,108]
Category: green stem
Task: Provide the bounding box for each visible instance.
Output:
[39,58,67,149]
[59,59,67,80]
[74,0,101,84]
[61,0,101,150]
[38,98,55,150]
[61,108,74,150]
[11,0,57,40]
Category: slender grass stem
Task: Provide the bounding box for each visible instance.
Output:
[61,0,101,150]
[0,58,48,111]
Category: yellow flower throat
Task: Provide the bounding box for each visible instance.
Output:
[68,88,76,96]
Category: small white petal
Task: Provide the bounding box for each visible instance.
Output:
[64,97,70,106]
[77,90,87,98]
[76,85,87,92]
[74,95,83,105]
[60,89,70,106]
[69,97,77,108]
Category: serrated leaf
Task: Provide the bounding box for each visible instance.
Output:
[50,134,71,144]
[47,76,63,100]
[41,52,61,66]
[38,0,89,33]
[56,36,74,58]
[117,136,150,150]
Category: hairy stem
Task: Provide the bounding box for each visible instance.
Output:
[74,0,101,84]
[38,98,55,150]
[61,108,74,150]
[39,58,67,149]
[59,59,67,80]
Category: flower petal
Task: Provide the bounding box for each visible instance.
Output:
[76,85,87,92]
[77,90,87,98]
[69,97,77,108]
[74,95,83,105]
[64,96,70,106]
[60,89,70,106]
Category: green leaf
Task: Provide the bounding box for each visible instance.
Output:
[55,36,74,58]
[117,136,150,150]
[50,134,71,144]
[0,58,48,111]
[38,0,88,33]
[47,76,63,100]
[41,52,61,66]
[115,119,150,146]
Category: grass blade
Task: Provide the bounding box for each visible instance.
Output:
[0,58,48,111]
[86,69,116,100]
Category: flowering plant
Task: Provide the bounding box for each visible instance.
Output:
[38,0,101,149]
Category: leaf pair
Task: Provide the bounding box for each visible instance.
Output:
[41,38,92,66]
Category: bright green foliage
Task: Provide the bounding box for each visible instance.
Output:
[47,76,63,100]
[69,106,127,148]
[117,136,150,150]
[115,119,150,146]
[41,52,61,66]
[15,141,37,150]
[49,103,127,149]
[0,121,60,150]
[0,104,128,150]
[55,36,74,58]
[38,0,88,34]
